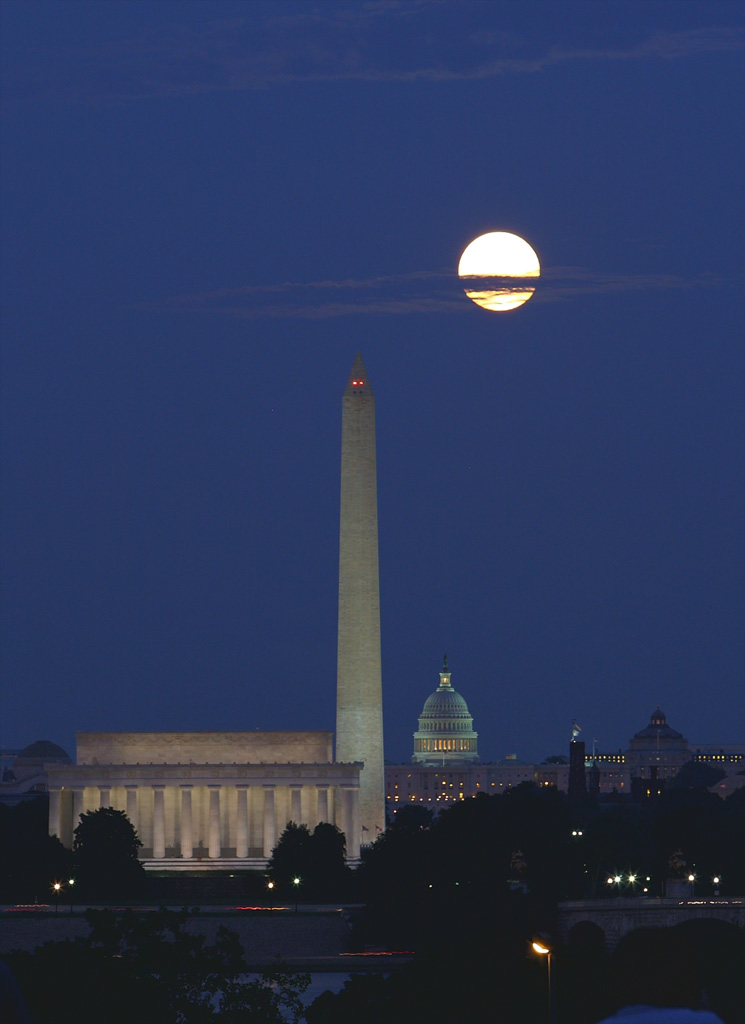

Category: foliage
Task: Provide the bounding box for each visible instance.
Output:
[5,907,310,1024]
[268,821,350,900]
[387,804,433,831]
[0,797,72,903]
[306,943,549,1024]
[73,806,146,900]
[668,760,727,790]
[354,781,745,950]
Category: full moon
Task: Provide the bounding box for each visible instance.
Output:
[458,231,540,311]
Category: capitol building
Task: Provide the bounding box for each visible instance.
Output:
[412,657,479,764]
[385,661,744,815]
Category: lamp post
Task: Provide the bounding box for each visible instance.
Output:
[266,879,275,909]
[532,938,556,1024]
[68,878,75,916]
[292,876,301,914]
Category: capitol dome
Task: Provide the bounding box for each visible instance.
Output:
[412,657,479,764]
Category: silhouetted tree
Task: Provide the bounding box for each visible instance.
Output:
[0,797,72,903]
[267,822,312,894]
[73,807,145,900]
[669,760,726,790]
[387,804,433,832]
[268,822,350,900]
[6,907,309,1024]
[305,822,349,898]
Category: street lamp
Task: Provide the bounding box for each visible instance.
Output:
[532,938,556,1024]
[51,881,62,915]
[292,876,301,913]
[68,878,75,916]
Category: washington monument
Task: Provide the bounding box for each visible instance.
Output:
[336,353,385,838]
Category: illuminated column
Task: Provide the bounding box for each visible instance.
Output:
[99,786,111,808]
[49,788,62,839]
[153,786,166,859]
[208,786,221,858]
[235,786,249,859]
[317,785,329,825]
[125,786,138,831]
[180,786,193,859]
[336,354,385,840]
[262,785,276,859]
[290,785,302,824]
[72,788,85,834]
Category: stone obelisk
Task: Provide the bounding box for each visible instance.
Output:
[336,353,385,839]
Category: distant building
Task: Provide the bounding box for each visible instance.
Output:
[588,707,743,797]
[386,691,743,816]
[0,740,72,806]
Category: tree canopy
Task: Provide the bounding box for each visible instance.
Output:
[268,821,350,900]
[73,807,145,900]
[6,907,309,1024]
[0,797,72,903]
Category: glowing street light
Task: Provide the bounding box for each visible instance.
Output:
[68,878,75,916]
[531,937,556,1024]
[51,881,62,915]
[292,876,301,913]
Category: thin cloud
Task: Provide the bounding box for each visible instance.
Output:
[3,13,742,107]
[142,266,739,320]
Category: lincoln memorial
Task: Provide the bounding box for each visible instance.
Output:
[47,731,362,867]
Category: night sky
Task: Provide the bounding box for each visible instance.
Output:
[1,1,743,767]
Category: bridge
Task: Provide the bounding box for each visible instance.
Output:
[558,898,745,952]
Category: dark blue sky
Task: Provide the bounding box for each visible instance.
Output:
[1,0,743,765]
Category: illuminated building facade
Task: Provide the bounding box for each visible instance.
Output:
[47,732,362,865]
[385,701,743,815]
[412,657,478,764]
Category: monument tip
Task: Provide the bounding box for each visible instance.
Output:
[345,353,373,395]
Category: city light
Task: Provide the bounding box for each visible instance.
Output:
[51,881,62,916]
[531,938,555,1024]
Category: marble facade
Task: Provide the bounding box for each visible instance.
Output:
[48,732,362,866]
